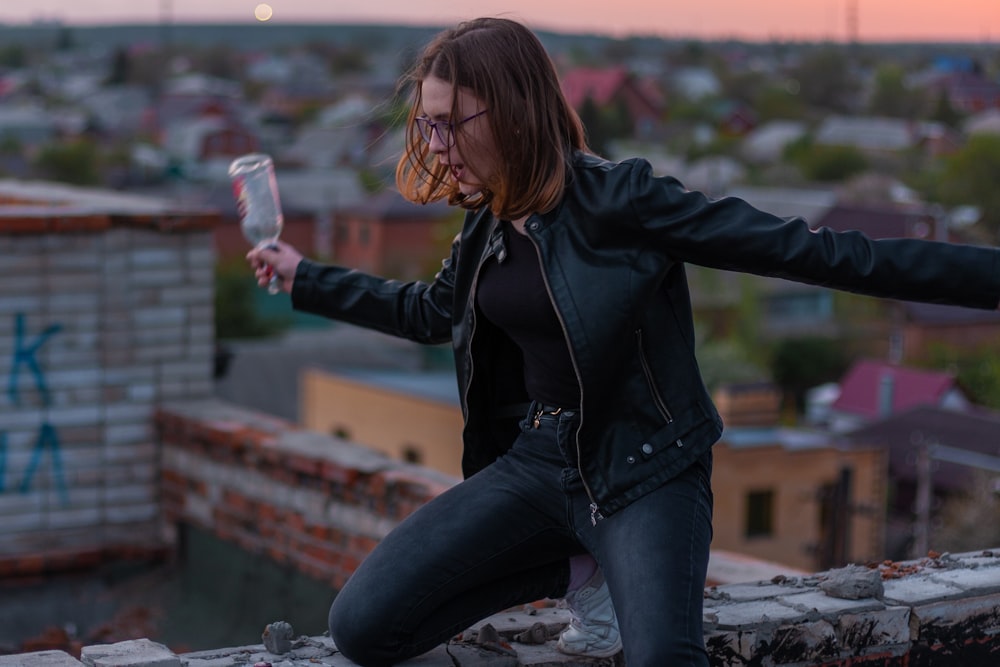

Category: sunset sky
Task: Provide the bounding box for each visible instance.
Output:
[1,0,996,42]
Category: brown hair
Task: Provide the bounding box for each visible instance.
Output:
[395,17,588,220]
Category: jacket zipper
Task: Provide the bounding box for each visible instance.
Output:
[636,328,683,449]
[460,220,501,421]
[524,222,603,525]
[635,328,674,423]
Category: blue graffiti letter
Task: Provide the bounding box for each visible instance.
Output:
[9,313,62,406]
[0,431,6,493]
[20,422,67,504]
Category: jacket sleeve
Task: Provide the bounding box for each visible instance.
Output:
[624,158,1000,311]
[289,236,458,344]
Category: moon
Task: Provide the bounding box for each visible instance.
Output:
[254,3,273,22]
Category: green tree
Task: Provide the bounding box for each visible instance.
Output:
[753,83,807,122]
[938,134,1000,240]
[34,139,101,185]
[106,47,131,85]
[55,26,75,52]
[791,47,860,113]
[214,258,292,340]
[577,96,632,157]
[922,342,1000,410]
[867,64,922,118]
[770,336,851,413]
[785,137,868,183]
[0,44,27,68]
[929,89,963,128]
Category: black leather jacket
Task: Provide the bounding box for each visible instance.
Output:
[292,152,1000,520]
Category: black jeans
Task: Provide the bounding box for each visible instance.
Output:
[328,406,713,667]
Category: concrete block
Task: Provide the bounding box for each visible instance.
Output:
[713,581,800,602]
[81,639,180,667]
[131,307,186,328]
[913,593,1000,639]
[178,644,263,667]
[129,248,184,268]
[712,599,809,630]
[928,565,1000,596]
[777,589,884,617]
[882,574,965,606]
[103,503,158,524]
[133,327,186,346]
[0,650,83,666]
[769,618,838,664]
[705,629,759,665]
[837,606,912,651]
[130,268,186,287]
[48,293,100,313]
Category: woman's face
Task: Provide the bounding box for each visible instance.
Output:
[419,75,496,198]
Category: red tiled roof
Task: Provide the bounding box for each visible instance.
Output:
[560,66,630,108]
[832,359,958,418]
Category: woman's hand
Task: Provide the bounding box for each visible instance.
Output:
[246,240,304,294]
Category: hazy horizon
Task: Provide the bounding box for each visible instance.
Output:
[2,1,997,44]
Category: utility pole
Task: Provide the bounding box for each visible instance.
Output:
[158,0,173,98]
[846,0,859,44]
[912,437,932,559]
[909,431,1000,559]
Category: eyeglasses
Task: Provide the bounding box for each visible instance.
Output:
[414,109,488,147]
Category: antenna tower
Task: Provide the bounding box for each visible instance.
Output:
[846,0,859,44]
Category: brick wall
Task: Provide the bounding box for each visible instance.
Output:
[152,399,1000,666]
[155,398,457,590]
[0,183,219,576]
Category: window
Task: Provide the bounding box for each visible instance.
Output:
[745,489,775,538]
[401,445,423,465]
[764,291,832,321]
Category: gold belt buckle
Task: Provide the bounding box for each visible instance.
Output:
[532,406,562,429]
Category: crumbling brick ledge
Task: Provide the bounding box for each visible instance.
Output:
[2,549,999,667]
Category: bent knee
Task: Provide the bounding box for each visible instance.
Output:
[328,598,399,667]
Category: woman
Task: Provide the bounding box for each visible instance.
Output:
[248,17,1000,667]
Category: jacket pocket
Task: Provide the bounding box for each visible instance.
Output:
[636,400,712,460]
[635,328,674,423]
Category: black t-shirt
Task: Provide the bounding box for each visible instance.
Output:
[475,221,580,408]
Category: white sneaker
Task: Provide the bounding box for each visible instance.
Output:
[556,569,623,658]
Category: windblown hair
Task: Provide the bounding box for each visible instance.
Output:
[395,17,588,220]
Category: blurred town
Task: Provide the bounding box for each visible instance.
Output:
[1,18,1000,659]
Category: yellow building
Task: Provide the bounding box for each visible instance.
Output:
[302,370,887,572]
[711,431,886,572]
[300,367,465,478]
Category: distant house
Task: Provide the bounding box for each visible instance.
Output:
[713,416,886,571]
[668,66,721,100]
[843,405,1000,559]
[560,65,665,138]
[143,74,247,143]
[281,95,390,169]
[814,115,952,154]
[334,189,456,280]
[163,116,258,175]
[740,120,808,163]
[713,100,758,136]
[0,105,56,149]
[965,108,1000,136]
[929,71,1000,114]
[898,301,1000,363]
[80,85,152,139]
[826,359,971,433]
[813,201,950,242]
